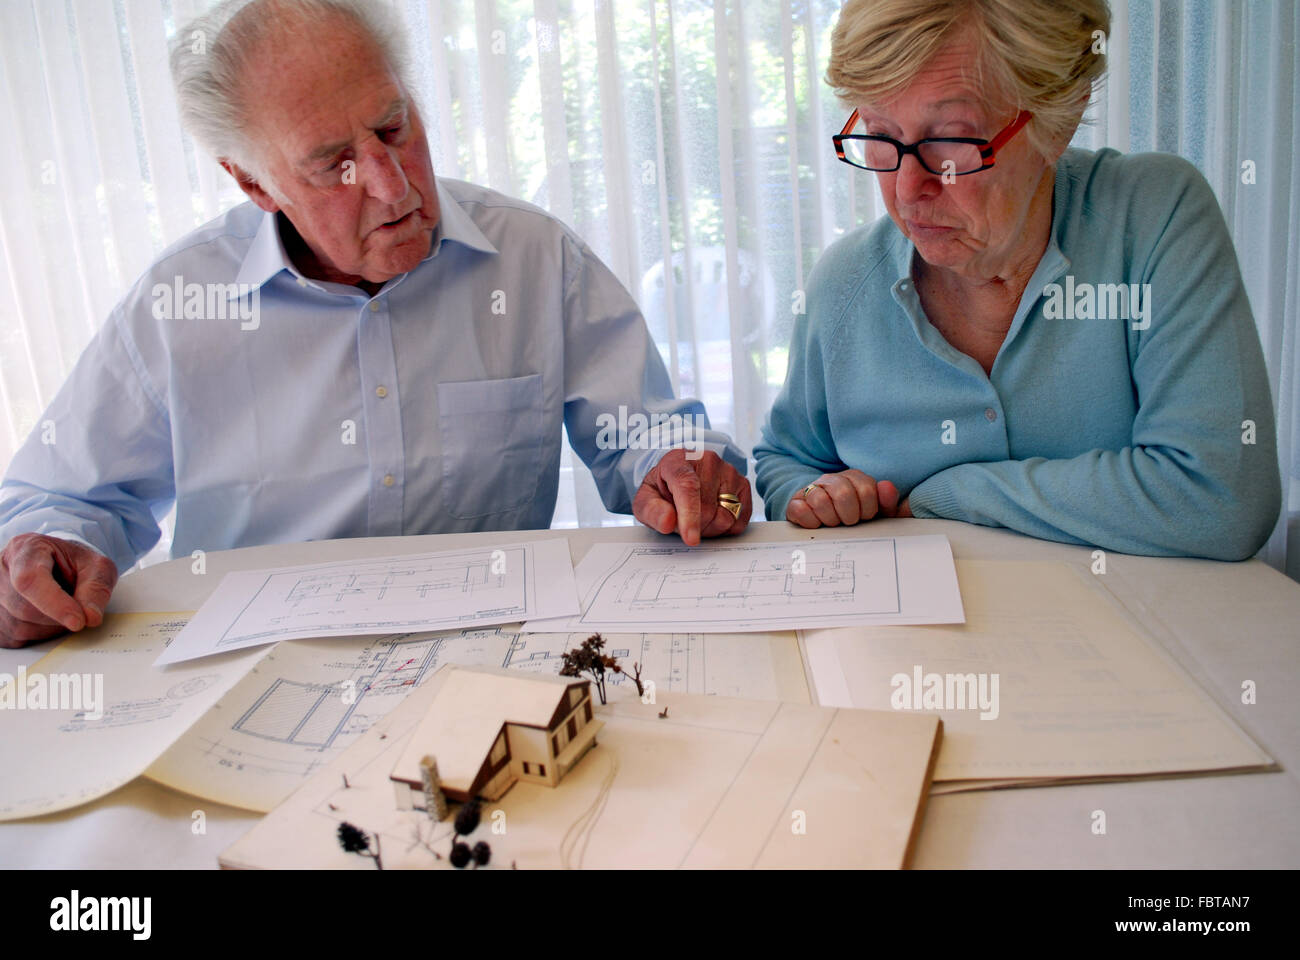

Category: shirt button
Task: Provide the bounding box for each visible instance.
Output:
[375,386,388,398]
[985,408,998,422]
[369,301,380,312]
[383,474,395,487]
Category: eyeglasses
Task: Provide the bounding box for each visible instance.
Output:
[832,109,1032,175]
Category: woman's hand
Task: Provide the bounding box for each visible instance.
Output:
[785,470,909,528]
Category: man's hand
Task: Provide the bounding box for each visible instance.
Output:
[633,450,752,546]
[785,469,910,528]
[0,534,118,648]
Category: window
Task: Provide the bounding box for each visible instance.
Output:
[538,764,546,777]
[522,761,531,775]
[567,716,578,739]
[584,701,593,722]
[3,2,1294,578]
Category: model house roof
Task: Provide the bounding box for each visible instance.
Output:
[391,664,589,794]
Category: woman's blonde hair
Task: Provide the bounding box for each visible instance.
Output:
[826,0,1110,159]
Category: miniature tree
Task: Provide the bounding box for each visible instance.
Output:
[454,795,483,838]
[624,661,645,697]
[337,821,383,870]
[406,794,497,869]
[559,633,622,705]
[449,842,472,868]
[447,795,489,869]
[420,755,449,821]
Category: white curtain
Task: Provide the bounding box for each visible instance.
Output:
[1,0,1296,578]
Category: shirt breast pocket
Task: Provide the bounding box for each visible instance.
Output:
[437,374,545,519]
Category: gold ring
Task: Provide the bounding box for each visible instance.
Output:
[718,493,742,520]
[801,483,821,498]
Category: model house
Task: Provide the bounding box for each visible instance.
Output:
[390,664,604,810]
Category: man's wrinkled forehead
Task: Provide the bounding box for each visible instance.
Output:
[238,17,401,145]
[300,95,409,167]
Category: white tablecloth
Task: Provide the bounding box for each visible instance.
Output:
[3,518,1297,868]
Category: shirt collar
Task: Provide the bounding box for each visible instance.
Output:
[425,178,498,259]
[231,178,499,295]
[233,208,299,293]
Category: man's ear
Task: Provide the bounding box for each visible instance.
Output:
[219,159,281,213]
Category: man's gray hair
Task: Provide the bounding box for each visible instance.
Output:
[170,0,414,184]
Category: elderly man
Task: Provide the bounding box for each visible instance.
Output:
[0,0,751,648]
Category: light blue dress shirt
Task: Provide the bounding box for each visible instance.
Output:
[755,148,1280,560]
[0,177,746,573]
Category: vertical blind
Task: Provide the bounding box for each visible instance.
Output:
[0,0,1295,578]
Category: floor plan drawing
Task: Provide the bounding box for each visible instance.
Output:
[148,627,519,806]
[611,551,863,613]
[231,633,450,750]
[502,631,806,701]
[145,626,808,812]
[523,535,965,634]
[155,538,580,666]
[281,551,508,610]
[226,549,528,643]
[2,610,810,820]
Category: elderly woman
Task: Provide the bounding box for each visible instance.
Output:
[754,0,1280,560]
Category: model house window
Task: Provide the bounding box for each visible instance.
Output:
[538,764,546,777]
[567,716,578,739]
[522,762,531,775]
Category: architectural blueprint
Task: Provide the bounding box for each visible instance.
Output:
[147,626,807,812]
[156,539,580,665]
[1,607,807,818]
[523,535,965,633]
[0,614,264,821]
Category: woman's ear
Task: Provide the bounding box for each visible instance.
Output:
[1047,91,1091,162]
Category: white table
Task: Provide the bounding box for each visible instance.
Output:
[2,518,1297,868]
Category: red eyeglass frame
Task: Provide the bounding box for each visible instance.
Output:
[833,108,1033,174]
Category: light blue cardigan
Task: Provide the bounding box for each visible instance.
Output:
[754,147,1281,560]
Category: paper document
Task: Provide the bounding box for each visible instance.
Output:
[148,626,807,812]
[522,535,964,633]
[1,611,808,818]
[157,539,579,665]
[0,613,262,821]
[220,671,942,870]
[800,560,1273,783]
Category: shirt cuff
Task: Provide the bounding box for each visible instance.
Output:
[630,439,747,490]
[43,530,112,557]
